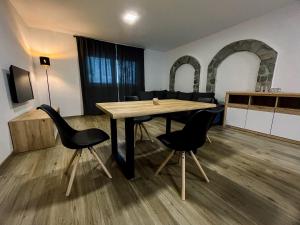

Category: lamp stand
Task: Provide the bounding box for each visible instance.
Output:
[46,69,52,106]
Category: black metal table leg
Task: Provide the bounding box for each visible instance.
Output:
[166,116,171,134]
[110,118,118,157]
[110,117,135,179]
[125,117,135,179]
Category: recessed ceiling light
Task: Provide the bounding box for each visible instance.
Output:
[122,11,139,25]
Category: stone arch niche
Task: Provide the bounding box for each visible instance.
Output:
[170,55,201,92]
[206,39,278,92]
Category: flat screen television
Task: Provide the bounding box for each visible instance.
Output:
[9,65,34,103]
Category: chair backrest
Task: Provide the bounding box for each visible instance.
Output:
[206,106,224,127]
[181,110,216,149]
[37,104,77,148]
[125,96,139,101]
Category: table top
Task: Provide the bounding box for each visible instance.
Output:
[96,99,216,119]
[10,109,50,122]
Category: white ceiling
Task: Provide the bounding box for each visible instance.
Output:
[10,0,294,51]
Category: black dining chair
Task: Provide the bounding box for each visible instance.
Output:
[37,104,112,197]
[125,96,154,144]
[155,110,216,200]
[206,106,224,143]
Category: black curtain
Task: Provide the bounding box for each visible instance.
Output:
[117,45,145,100]
[76,36,145,115]
[76,36,118,115]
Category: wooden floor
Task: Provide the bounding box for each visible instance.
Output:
[0,116,299,225]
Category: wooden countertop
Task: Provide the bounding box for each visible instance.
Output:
[9,107,59,122]
[226,92,300,97]
[96,99,216,119]
[9,109,50,122]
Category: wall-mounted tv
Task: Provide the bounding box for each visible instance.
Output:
[8,65,34,103]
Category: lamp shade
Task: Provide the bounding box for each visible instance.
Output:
[40,56,50,66]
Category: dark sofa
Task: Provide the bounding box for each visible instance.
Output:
[137,90,224,125]
[139,90,217,102]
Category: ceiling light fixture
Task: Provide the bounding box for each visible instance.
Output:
[122,11,139,25]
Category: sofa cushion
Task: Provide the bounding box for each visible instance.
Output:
[138,91,153,100]
[194,97,214,103]
[177,92,193,100]
[192,92,215,101]
[153,90,167,99]
[166,91,178,99]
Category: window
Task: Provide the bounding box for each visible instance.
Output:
[87,56,113,84]
[88,57,137,86]
[117,60,136,85]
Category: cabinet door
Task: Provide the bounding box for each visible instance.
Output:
[226,107,247,128]
[271,113,300,141]
[245,110,273,134]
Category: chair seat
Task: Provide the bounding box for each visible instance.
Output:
[133,115,152,123]
[157,131,189,151]
[71,128,109,148]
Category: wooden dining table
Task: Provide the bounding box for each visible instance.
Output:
[96,99,216,179]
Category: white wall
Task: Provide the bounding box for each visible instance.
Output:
[164,1,300,102]
[27,28,83,116]
[0,0,38,164]
[174,64,195,92]
[215,52,260,100]
[144,49,167,91]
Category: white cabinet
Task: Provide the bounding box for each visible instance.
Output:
[226,107,248,128]
[225,92,300,143]
[271,113,300,141]
[245,110,274,134]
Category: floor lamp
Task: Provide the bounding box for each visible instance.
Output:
[40,56,51,106]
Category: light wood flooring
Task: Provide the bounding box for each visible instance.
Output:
[0,115,299,225]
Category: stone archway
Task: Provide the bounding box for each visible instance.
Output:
[170,55,201,92]
[206,39,278,92]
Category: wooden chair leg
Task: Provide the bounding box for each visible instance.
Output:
[90,147,112,179]
[207,135,212,143]
[141,123,154,142]
[190,151,209,183]
[155,150,175,176]
[181,152,186,200]
[65,151,78,175]
[66,150,81,197]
